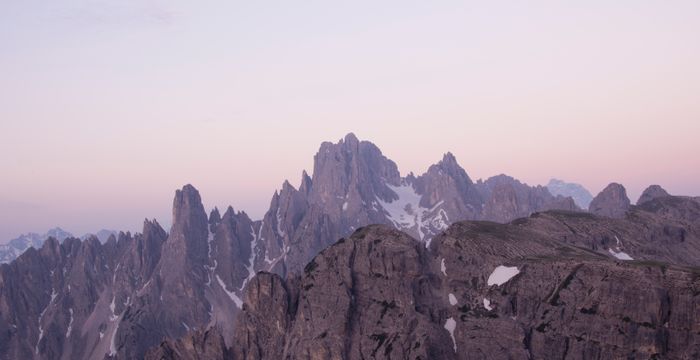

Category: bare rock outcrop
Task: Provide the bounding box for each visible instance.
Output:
[637,184,670,205]
[232,216,700,359]
[589,182,631,218]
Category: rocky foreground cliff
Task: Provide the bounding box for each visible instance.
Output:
[149,194,700,360]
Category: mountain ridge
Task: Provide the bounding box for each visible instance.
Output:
[1,133,697,359]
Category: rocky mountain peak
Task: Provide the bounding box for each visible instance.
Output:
[299,170,312,195]
[637,184,670,205]
[173,184,206,224]
[281,179,295,193]
[209,207,222,229]
[341,132,359,146]
[410,152,482,222]
[143,218,164,233]
[38,236,62,263]
[310,134,400,206]
[222,205,237,220]
[589,182,631,218]
[439,151,458,168]
[168,184,209,265]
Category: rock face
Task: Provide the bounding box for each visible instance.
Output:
[144,327,232,360]
[0,185,260,360]
[6,134,683,360]
[589,182,631,218]
[637,184,670,205]
[546,178,594,209]
[230,205,700,359]
[250,134,579,276]
[475,175,579,223]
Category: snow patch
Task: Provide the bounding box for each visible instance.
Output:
[342,201,348,211]
[264,243,290,270]
[483,298,493,311]
[448,293,457,306]
[440,258,447,276]
[112,263,120,284]
[487,266,520,286]
[109,319,120,356]
[276,208,286,237]
[241,223,260,291]
[65,308,74,338]
[377,182,448,242]
[609,236,634,260]
[207,228,215,260]
[138,279,152,295]
[109,296,118,321]
[107,295,131,356]
[444,317,457,352]
[35,286,57,354]
[216,274,243,309]
[609,249,633,260]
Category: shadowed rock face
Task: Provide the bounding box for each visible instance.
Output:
[227,214,700,360]
[144,327,232,360]
[637,185,671,205]
[589,183,631,218]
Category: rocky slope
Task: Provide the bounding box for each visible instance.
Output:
[4,134,694,360]
[186,198,700,359]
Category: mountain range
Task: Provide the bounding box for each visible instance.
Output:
[0,229,117,265]
[0,133,698,360]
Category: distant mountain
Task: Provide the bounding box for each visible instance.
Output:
[80,229,118,244]
[546,178,594,209]
[1,229,118,264]
[0,228,73,264]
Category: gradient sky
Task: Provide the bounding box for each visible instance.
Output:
[1,1,699,241]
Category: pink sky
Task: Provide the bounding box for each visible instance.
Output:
[1,1,699,240]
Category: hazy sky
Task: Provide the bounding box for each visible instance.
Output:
[1,1,699,241]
